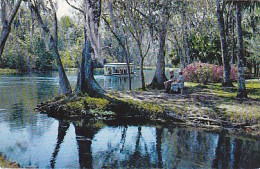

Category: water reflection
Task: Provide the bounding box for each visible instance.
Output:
[48,119,260,169]
[50,120,70,168]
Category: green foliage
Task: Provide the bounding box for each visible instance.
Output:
[190,33,222,65]
[33,37,56,71]
[169,51,181,67]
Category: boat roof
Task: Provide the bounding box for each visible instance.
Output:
[104,63,135,66]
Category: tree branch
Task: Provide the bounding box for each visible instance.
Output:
[64,0,85,14]
[102,16,125,50]
[29,0,50,34]
[143,41,150,58]
[7,0,23,27]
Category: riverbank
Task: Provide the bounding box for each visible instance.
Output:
[36,80,260,137]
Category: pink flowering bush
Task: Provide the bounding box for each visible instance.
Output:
[183,62,237,84]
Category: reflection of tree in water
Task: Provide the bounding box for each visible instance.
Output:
[0,74,57,132]
[35,73,58,102]
[213,131,231,168]
[98,125,159,168]
[50,120,70,168]
[156,127,163,168]
[161,128,219,168]
[8,101,39,132]
[8,102,28,130]
[49,119,260,169]
[49,119,101,169]
[73,120,101,169]
[127,126,158,168]
[213,132,260,169]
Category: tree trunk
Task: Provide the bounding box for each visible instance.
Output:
[29,4,35,50]
[52,6,72,94]
[76,26,105,96]
[124,38,132,90]
[236,3,247,98]
[135,38,146,90]
[30,1,72,95]
[0,27,10,61]
[0,0,22,62]
[231,8,236,64]
[180,3,190,65]
[215,0,233,87]
[85,0,104,66]
[256,64,259,78]
[140,57,145,90]
[149,27,168,89]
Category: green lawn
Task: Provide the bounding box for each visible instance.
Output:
[185,79,260,99]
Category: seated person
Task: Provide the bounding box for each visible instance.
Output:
[164,70,177,93]
[171,71,185,94]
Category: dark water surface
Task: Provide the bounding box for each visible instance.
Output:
[0,70,259,168]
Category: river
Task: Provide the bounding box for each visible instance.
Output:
[0,70,259,168]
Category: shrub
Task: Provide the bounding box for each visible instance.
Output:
[183,62,237,84]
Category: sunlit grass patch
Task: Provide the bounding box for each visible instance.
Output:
[186,80,260,99]
[0,68,18,74]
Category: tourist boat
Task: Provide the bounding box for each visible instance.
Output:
[104,63,136,76]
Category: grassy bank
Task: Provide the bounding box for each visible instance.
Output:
[37,93,166,121]
[36,79,260,137]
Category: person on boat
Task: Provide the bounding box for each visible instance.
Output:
[108,67,112,75]
[164,70,177,93]
[171,71,185,95]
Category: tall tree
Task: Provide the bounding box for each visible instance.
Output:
[215,0,233,87]
[148,0,171,89]
[103,0,133,90]
[180,1,190,66]
[85,0,103,66]
[122,0,150,90]
[65,0,105,95]
[103,16,133,90]
[236,2,247,98]
[0,0,23,63]
[29,0,72,94]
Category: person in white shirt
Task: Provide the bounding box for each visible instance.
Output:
[171,71,185,95]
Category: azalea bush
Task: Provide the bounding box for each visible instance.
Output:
[183,62,237,84]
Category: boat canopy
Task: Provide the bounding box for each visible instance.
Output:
[104,63,135,75]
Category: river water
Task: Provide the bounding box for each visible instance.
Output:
[0,70,259,168]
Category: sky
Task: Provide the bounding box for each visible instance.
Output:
[56,0,73,19]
